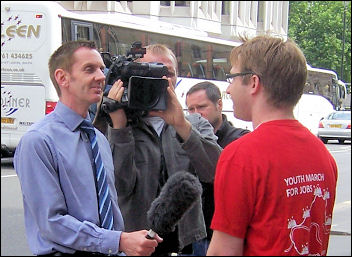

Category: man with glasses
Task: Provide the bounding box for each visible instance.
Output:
[226,71,256,84]
[207,35,338,256]
[185,81,250,256]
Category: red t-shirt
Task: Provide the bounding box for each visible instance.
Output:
[211,120,338,256]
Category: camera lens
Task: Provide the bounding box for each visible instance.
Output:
[132,77,160,108]
[128,76,168,110]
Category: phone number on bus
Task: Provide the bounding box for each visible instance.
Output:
[2,53,33,59]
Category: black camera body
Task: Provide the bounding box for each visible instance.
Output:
[101,42,169,112]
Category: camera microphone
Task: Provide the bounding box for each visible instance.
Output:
[146,171,203,239]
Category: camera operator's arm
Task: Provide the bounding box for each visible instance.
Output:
[181,113,222,182]
[149,78,192,141]
[107,80,128,129]
[105,79,141,197]
[150,78,221,183]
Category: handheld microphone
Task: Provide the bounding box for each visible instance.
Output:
[146,171,203,239]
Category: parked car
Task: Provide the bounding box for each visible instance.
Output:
[317,110,351,144]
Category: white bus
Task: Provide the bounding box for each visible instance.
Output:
[1,1,240,156]
[0,1,345,155]
[305,64,347,110]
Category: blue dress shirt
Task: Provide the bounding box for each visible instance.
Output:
[14,101,125,255]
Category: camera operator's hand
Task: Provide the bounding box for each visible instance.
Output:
[107,80,128,129]
[149,77,192,141]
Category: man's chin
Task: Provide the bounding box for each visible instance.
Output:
[91,95,102,104]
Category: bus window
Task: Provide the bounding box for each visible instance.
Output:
[62,19,71,42]
[71,20,93,41]
[186,63,194,77]
[106,28,119,55]
[213,64,226,81]
[192,63,206,78]
[93,25,102,50]
[191,45,202,59]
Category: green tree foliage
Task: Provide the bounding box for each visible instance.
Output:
[288,1,351,83]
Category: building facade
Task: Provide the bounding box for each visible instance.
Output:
[56,1,289,43]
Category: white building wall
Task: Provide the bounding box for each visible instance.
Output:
[56,1,289,43]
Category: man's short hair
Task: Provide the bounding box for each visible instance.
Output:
[230,35,307,108]
[186,81,221,104]
[145,44,178,75]
[48,40,97,96]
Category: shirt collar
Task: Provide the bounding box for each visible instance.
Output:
[54,101,90,132]
[216,114,229,134]
[143,116,165,136]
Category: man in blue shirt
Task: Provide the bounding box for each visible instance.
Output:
[14,40,162,256]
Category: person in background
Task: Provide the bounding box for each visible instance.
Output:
[185,81,250,255]
[95,44,222,255]
[14,40,162,256]
[206,35,338,256]
[186,81,250,147]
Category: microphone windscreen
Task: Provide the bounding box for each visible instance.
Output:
[147,171,202,235]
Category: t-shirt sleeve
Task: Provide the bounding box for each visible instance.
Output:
[210,142,256,239]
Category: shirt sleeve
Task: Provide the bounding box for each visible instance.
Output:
[210,144,255,239]
[14,131,121,255]
[182,113,222,183]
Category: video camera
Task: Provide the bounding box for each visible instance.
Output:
[100,42,169,114]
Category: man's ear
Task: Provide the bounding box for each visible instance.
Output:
[217,98,223,111]
[249,74,261,95]
[54,69,69,89]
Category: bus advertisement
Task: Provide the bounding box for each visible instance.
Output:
[1,1,62,155]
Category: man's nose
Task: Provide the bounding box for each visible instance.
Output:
[96,69,106,81]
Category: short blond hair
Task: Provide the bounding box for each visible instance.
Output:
[145,44,178,75]
[230,35,307,108]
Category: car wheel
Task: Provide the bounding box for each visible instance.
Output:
[338,139,345,144]
[319,137,328,144]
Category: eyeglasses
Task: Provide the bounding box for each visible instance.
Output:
[226,72,255,83]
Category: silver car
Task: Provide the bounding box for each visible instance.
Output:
[318,110,351,144]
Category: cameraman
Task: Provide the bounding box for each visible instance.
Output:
[96,44,222,255]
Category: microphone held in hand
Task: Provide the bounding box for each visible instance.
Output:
[146,171,202,239]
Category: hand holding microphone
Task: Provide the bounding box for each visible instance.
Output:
[146,171,203,239]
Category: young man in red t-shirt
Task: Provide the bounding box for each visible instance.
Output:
[207,35,338,256]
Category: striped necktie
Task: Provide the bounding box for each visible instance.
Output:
[80,120,114,230]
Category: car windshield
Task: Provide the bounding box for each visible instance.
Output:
[331,112,351,120]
